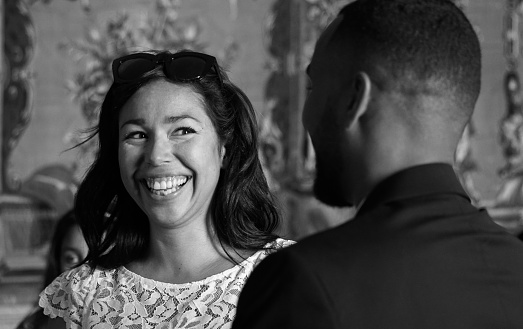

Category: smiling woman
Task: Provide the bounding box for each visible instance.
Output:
[118,81,225,232]
[37,50,294,328]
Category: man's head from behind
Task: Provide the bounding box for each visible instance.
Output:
[303,0,481,207]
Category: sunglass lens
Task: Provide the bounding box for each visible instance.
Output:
[167,57,208,81]
[118,58,156,81]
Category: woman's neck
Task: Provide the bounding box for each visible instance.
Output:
[126,223,249,284]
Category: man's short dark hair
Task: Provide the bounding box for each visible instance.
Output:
[336,0,481,113]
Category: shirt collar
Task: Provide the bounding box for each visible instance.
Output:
[356,163,470,216]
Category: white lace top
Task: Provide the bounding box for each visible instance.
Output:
[39,238,294,329]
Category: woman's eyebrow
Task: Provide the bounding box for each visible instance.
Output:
[120,118,145,129]
[164,115,201,124]
[120,115,203,129]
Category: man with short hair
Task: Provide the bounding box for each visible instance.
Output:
[232,0,523,328]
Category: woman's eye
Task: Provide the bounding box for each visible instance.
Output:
[126,131,147,140]
[61,251,81,269]
[173,127,196,136]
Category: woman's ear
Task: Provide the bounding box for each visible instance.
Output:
[344,71,371,130]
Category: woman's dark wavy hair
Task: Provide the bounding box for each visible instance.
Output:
[75,50,280,269]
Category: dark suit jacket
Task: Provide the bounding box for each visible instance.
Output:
[232,163,523,329]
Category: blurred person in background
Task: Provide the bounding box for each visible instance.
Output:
[16,210,87,329]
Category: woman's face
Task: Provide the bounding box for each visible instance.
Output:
[118,80,225,229]
[60,225,89,272]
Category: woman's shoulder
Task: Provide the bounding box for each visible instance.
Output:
[41,263,92,295]
[45,263,114,288]
[247,238,295,267]
[38,264,120,323]
[269,237,296,249]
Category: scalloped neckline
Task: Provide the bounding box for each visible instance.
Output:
[120,247,266,288]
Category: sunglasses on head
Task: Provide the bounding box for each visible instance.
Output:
[112,51,223,87]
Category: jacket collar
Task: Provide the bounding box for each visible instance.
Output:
[357,163,470,216]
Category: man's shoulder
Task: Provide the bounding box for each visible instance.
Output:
[278,220,361,259]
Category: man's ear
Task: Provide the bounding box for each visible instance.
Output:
[220,145,228,169]
[344,71,371,130]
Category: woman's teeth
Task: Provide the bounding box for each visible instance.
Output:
[146,176,190,195]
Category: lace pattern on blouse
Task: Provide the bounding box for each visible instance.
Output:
[39,238,294,329]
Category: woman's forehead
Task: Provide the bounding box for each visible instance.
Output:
[120,81,208,119]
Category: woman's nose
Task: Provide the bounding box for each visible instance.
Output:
[146,137,173,165]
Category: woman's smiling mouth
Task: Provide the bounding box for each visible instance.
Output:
[145,176,191,196]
